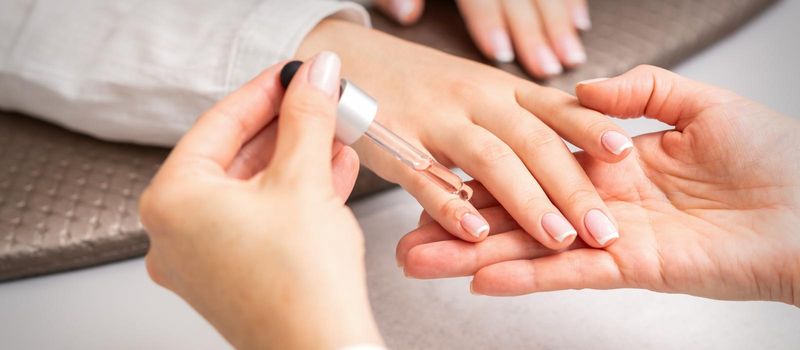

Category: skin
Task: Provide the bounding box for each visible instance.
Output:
[398,65,800,307]
[375,0,591,78]
[140,61,798,348]
[297,19,631,250]
[139,54,383,349]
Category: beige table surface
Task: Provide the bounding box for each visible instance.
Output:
[0,1,799,349]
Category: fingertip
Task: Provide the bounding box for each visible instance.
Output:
[519,45,563,79]
[380,0,424,26]
[584,209,620,248]
[555,35,586,68]
[600,130,634,158]
[402,245,424,279]
[418,211,434,226]
[488,28,515,63]
[469,279,482,295]
[571,4,592,31]
[459,211,490,241]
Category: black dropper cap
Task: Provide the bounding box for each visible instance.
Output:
[279,61,303,89]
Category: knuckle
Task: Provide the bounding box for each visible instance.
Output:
[284,95,335,123]
[469,135,516,168]
[581,118,615,139]
[448,79,489,102]
[521,127,562,152]
[138,186,164,232]
[563,187,600,210]
[138,183,188,236]
[518,192,552,216]
[437,197,464,220]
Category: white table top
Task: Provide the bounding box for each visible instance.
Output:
[1,1,799,349]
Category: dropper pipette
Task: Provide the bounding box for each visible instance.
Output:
[280,61,472,200]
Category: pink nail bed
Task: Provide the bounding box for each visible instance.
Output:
[560,36,587,65]
[536,46,563,76]
[584,209,619,245]
[601,131,634,155]
[489,28,515,63]
[461,213,490,238]
[542,213,577,242]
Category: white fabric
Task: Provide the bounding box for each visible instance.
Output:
[0,0,370,146]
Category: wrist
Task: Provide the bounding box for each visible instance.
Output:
[277,276,383,349]
[185,256,383,349]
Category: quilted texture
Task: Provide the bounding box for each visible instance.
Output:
[0,0,775,281]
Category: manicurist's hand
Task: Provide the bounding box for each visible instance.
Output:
[139,53,383,349]
[298,19,629,250]
[375,0,590,78]
[398,65,800,307]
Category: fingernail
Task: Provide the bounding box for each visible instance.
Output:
[391,0,415,22]
[461,212,490,238]
[585,209,619,245]
[308,51,341,97]
[470,280,481,295]
[601,131,634,155]
[489,28,515,63]
[573,6,592,31]
[541,213,577,242]
[577,77,609,86]
[560,36,587,65]
[536,46,563,76]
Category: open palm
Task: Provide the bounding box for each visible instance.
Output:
[397,66,800,306]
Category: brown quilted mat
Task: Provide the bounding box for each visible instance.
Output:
[0,0,775,281]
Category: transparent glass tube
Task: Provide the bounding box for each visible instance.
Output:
[363,121,472,200]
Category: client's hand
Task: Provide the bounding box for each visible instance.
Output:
[374,0,590,78]
[299,19,628,249]
[397,65,800,307]
[140,53,382,349]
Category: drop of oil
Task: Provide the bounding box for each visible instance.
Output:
[458,184,473,201]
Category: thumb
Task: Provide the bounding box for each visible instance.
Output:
[267,52,341,186]
[575,65,725,130]
[374,0,425,25]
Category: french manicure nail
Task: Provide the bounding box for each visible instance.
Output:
[561,36,587,65]
[601,131,634,155]
[573,6,592,31]
[489,28,515,63]
[308,51,341,97]
[536,46,563,76]
[461,212,490,238]
[542,213,577,242]
[391,0,415,22]
[577,77,609,86]
[585,209,619,245]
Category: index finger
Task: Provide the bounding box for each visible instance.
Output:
[166,63,286,174]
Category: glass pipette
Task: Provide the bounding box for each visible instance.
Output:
[280,61,472,200]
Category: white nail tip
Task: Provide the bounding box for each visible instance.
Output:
[495,50,515,63]
[554,229,578,242]
[394,0,414,20]
[596,231,620,246]
[611,141,634,155]
[474,224,490,237]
